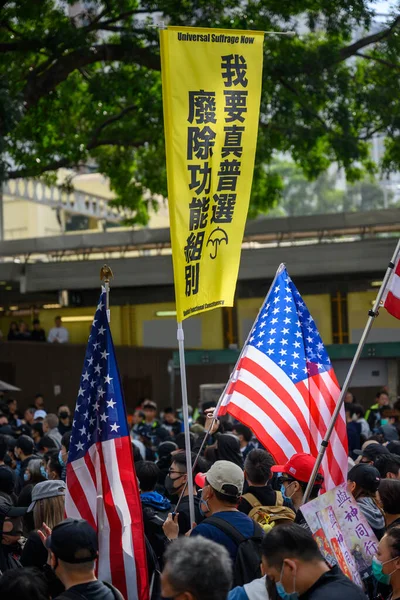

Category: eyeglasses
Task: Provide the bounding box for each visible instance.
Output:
[277,476,294,485]
[168,469,185,476]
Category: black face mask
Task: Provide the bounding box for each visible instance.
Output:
[165,474,184,497]
[59,411,69,420]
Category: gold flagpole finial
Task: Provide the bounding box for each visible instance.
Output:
[100,264,113,284]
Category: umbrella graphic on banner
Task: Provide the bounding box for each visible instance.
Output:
[206,227,228,259]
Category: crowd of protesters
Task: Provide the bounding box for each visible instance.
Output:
[0,390,400,600]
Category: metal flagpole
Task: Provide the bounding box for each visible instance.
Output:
[302,238,400,505]
[177,322,196,526]
[100,264,113,322]
[174,265,285,513]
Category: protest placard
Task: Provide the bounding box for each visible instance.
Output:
[301,482,379,587]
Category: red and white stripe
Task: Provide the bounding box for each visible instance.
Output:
[65,436,148,600]
[218,344,348,490]
[383,251,400,320]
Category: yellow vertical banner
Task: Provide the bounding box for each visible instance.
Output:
[160,27,264,321]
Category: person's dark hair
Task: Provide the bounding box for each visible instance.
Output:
[37,435,58,452]
[173,451,208,478]
[6,398,16,407]
[175,432,195,451]
[234,424,253,443]
[47,450,62,479]
[61,430,72,451]
[35,394,44,400]
[16,435,34,456]
[132,444,143,464]
[386,526,400,557]
[136,461,160,492]
[163,536,232,600]
[261,523,322,568]
[351,403,365,419]
[196,414,206,427]
[164,406,175,415]
[388,441,400,457]
[375,454,400,479]
[377,391,389,399]
[379,479,400,516]
[219,416,234,432]
[244,449,274,485]
[31,422,44,438]
[0,434,8,462]
[368,433,386,444]
[0,566,49,600]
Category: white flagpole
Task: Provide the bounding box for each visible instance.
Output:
[175,264,285,499]
[302,237,400,504]
[177,322,195,526]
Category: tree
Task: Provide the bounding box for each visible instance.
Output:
[1,1,400,224]
[265,159,393,217]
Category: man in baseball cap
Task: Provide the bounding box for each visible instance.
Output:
[271,453,324,520]
[354,443,390,465]
[163,460,263,575]
[45,518,123,599]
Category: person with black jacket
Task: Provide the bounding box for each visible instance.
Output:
[39,518,124,600]
[261,523,367,600]
[136,461,172,564]
[14,435,39,491]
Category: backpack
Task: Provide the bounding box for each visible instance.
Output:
[242,492,295,532]
[203,516,264,587]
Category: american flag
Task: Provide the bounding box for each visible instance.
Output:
[65,291,148,600]
[383,245,400,320]
[218,264,348,490]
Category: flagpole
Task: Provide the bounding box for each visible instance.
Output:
[174,264,285,514]
[302,238,400,504]
[177,321,196,526]
[100,264,113,323]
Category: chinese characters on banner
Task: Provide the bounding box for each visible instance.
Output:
[160,28,264,321]
[301,483,379,588]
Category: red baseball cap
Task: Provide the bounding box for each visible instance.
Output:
[271,453,324,484]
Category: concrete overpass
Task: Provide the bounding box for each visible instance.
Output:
[0,209,397,303]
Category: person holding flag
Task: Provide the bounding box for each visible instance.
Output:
[64,290,149,600]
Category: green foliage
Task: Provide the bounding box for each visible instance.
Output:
[1,1,400,223]
[266,158,393,217]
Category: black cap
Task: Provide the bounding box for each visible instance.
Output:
[46,518,98,563]
[348,464,381,493]
[354,443,390,462]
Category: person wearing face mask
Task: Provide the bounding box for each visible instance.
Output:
[372,526,400,598]
[261,523,367,600]
[164,460,264,587]
[57,405,72,436]
[164,451,206,534]
[0,496,27,573]
[14,434,38,490]
[58,431,71,482]
[271,453,324,531]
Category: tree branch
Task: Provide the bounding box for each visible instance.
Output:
[87,104,137,148]
[23,42,160,108]
[355,50,400,72]
[338,15,400,62]
[6,137,145,179]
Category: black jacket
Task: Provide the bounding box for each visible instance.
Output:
[299,565,367,600]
